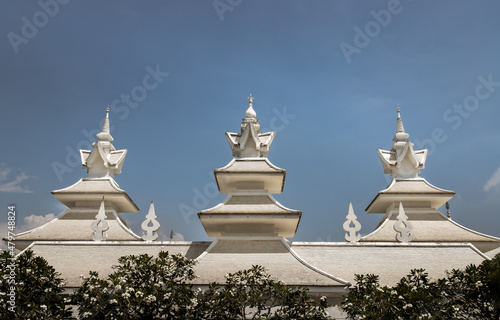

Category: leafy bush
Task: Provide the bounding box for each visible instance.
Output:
[0,249,71,319]
[71,251,197,319]
[341,253,500,320]
[195,265,330,320]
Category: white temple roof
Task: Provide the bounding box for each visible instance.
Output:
[361,209,500,252]
[215,158,285,194]
[25,240,491,290]
[52,178,139,213]
[198,194,301,237]
[366,178,455,213]
[291,242,488,287]
[192,239,349,289]
[14,208,141,250]
[26,241,211,287]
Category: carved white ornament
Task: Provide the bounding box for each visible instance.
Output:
[394,202,413,243]
[377,107,427,180]
[141,201,161,241]
[80,107,128,179]
[91,199,109,241]
[225,95,276,158]
[343,202,362,243]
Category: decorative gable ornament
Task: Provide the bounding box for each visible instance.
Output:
[141,201,161,241]
[394,202,413,243]
[91,199,109,241]
[377,107,427,180]
[80,107,127,179]
[343,202,362,243]
[225,94,276,158]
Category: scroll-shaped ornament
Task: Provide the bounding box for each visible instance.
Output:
[142,201,161,241]
[394,202,413,243]
[343,202,362,243]
[91,199,109,241]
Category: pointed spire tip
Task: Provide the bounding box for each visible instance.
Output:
[97,106,113,142]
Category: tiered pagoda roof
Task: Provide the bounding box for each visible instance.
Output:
[198,95,301,238]
[360,107,500,253]
[15,108,141,249]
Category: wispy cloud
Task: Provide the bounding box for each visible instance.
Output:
[20,213,56,232]
[1,213,55,253]
[0,165,32,193]
[484,165,500,192]
[157,230,185,241]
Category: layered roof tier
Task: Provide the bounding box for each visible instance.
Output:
[15,108,141,249]
[361,107,500,253]
[198,96,301,238]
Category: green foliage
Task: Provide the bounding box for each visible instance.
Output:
[73,255,330,320]
[341,253,500,320]
[195,265,330,320]
[0,249,71,320]
[71,251,197,319]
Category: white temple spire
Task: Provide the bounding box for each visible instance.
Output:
[377,107,427,179]
[225,95,276,158]
[396,106,405,132]
[141,201,161,241]
[393,106,410,142]
[245,94,257,119]
[96,106,113,142]
[343,202,361,243]
[91,199,109,241]
[394,202,413,243]
[80,107,127,179]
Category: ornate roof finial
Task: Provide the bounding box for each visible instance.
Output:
[394,106,409,142]
[394,202,413,243]
[343,202,362,243]
[96,106,114,142]
[91,198,109,241]
[377,107,428,179]
[245,94,257,119]
[141,201,161,241]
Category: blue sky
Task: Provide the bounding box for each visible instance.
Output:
[1,1,500,242]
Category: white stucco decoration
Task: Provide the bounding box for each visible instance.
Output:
[225,95,276,158]
[141,201,160,241]
[91,199,109,241]
[377,107,427,180]
[394,202,413,243]
[343,202,362,243]
[80,107,128,179]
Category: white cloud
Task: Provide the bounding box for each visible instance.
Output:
[157,229,185,241]
[20,213,56,232]
[484,164,500,192]
[0,167,11,181]
[0,165,32,193]
[0,213,56,253]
